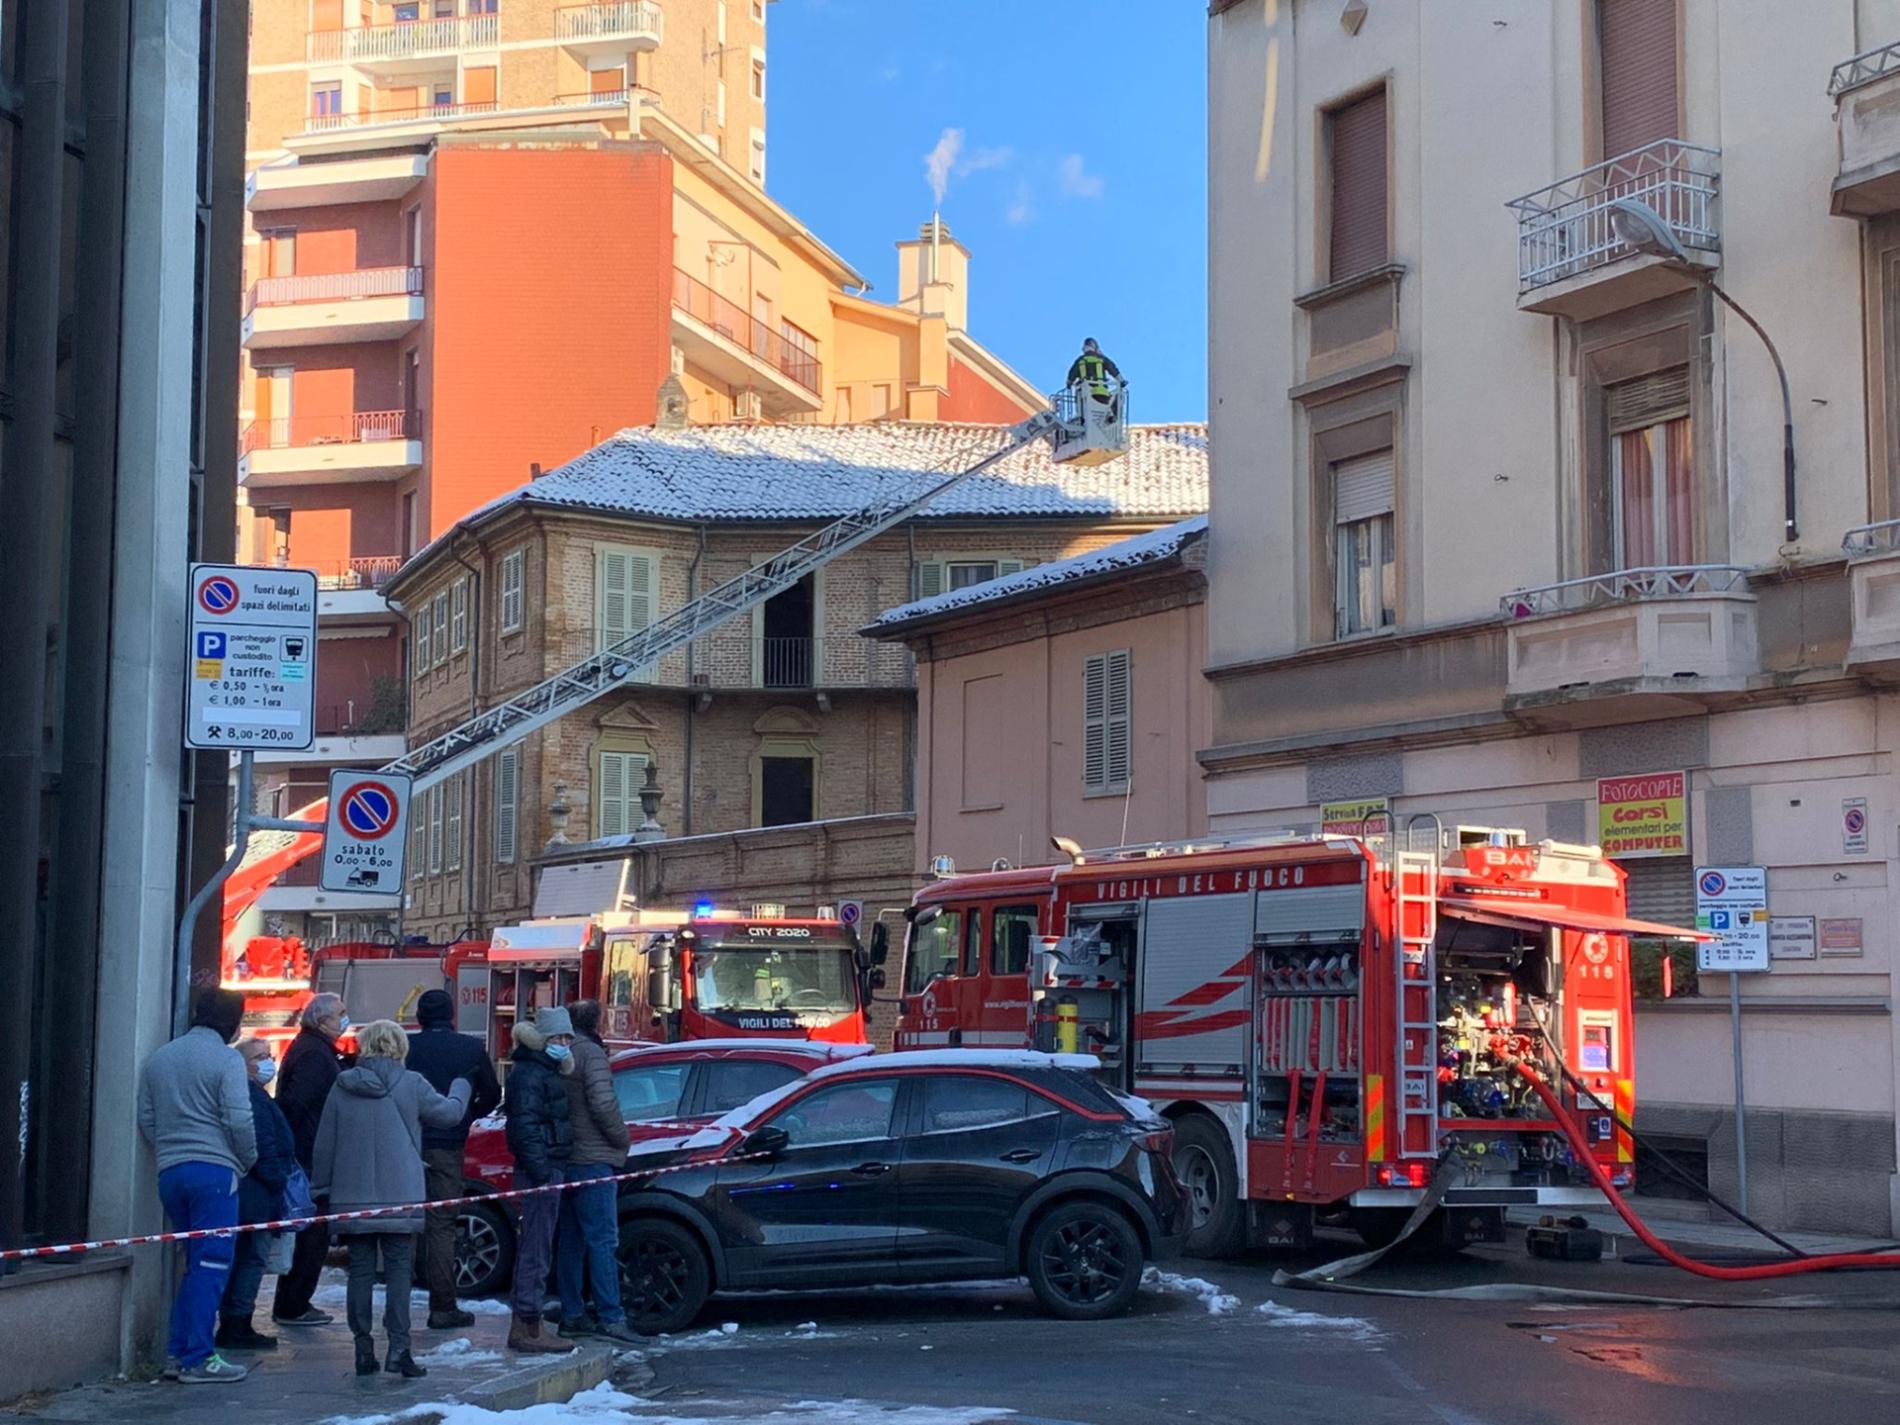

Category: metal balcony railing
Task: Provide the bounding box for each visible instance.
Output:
[1843,519,1900,559]
[1830,40,1900,98]
[240,410,417,454]
[307,13,499,64]
[246,266,424,311]
[552,86,652,107]
[1505,140,1721,292]
[761,637,814,688]
[1501,565,1751,618]
[671,268,822,395]
[303,100,499,133]
[553,0,663,43]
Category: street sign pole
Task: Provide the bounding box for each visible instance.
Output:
[1730,971,1749,1216]
[1696,865,1767,1220]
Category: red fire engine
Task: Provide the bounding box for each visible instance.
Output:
[895,828,1702,1256]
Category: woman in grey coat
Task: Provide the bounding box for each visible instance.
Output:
[313,1019,471,1378]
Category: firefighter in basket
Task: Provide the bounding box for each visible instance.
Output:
[1066,337,1124,426]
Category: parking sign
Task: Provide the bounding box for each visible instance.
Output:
[1695,865,1769,973]
[185,563,318,750]
[321,769,411,894]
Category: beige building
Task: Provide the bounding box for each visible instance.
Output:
[1207,0,1900,1232]
[384,420,1207,941]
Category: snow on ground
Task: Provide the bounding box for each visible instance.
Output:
[1253,1298,1384,1343]
[309,1270,514,1316]
[1142,1269,1240,1315]
[414,1337,507,1367]
[322,1380,1016,1425]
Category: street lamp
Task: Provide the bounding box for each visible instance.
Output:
[1608,198,1798,544]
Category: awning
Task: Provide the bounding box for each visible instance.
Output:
[1440,896,1713,941]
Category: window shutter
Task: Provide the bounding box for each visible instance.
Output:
[1334,448,1395,524]
[1105,650,1132,789]
[1329,87,1388,281]
[431,595,448,667]
[997,559,1025,577]
[1599,0,1678,159]
[450,579,468,652]
[500,550,524,632]
[495,748,519,864]
[599,752,628,838]
[445,776,463,871]
[628,553,653,631]
[414,608,431,677]
[1606,368,1690,432]
[1622,855,1695,927]
[1083,654,1108,791]
[598,550,655,649]
[916,560,945,600]
[428,787,443,873]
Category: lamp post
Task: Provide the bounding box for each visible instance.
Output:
[1608,198,1798,544]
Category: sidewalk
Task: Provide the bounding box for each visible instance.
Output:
[3,1272,618,1424]
[1506,1198,1898,1258]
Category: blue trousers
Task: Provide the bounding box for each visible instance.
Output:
[157,1163,238,1368]
[555,1163,623,1323]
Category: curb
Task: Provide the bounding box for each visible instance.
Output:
[459,1343,616,1413]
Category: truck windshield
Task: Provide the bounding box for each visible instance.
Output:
[692,944,859,1013]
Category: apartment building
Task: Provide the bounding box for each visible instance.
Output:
[1206,0,1900,1233]
[382,421,1208,942]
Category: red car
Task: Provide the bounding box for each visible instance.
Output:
[450,1039,873,1296]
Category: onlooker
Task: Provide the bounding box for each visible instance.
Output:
[312,1018,471,1379]
[503,1006,577,1354]
[136,988,258,1384]
[406,988,501,1329]
[556,1000,633,1343]
[217,1038,296,1353]
[271,992,348,1327]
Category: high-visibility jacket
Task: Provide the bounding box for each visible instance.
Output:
[1066,351,1120,396]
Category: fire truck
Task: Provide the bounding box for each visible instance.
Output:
[894,827,1702,1257]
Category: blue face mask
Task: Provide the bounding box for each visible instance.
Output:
[546,1042,572,1063]
[338,1015,352,1033]
[256,1059,277,1086]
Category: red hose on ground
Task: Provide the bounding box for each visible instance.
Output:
[1513,1061,1900,1281]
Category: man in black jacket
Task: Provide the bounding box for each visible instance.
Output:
[407,989,502,1328]
[271,992,347,1327]
[502,1007,575,1353]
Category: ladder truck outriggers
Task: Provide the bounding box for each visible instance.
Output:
[893,827,1706,1257]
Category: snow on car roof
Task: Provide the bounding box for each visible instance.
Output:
[611,1038,872,1062]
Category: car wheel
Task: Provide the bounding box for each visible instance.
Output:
[618,1217,711,1336]
[454,1199,515,1297]
[1171,1115,1244,1259]
[1025,1201,1144,1322]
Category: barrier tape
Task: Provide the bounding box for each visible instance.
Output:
[0,1135,756,1263]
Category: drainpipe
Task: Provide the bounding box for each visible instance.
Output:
[450,538,483,931]
[683,524,708,836]
[386,594,414,944]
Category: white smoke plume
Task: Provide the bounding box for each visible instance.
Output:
[925,127,964,205]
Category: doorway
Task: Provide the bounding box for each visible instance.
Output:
[760,573,814,687]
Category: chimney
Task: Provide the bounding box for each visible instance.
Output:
[655,372,691,430]
[895,217,969,331]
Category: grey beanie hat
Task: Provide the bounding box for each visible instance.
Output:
[534,1005,574,1039]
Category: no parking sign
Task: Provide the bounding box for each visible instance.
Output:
[321,768,412,893]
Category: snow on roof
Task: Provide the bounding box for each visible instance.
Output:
[867,514,1207,633]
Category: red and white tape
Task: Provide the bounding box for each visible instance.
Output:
[0,1136,753,1263]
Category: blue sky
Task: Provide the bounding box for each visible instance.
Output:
[764,0,1208,423]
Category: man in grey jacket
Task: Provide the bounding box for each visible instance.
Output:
[137,989,259,1384]
[555,1000,633,1342]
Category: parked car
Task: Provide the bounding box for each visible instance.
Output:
[610,1050,1186,1332]
[450,1038,873,1296]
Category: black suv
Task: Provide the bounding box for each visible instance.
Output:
[612,1051,1185,1332]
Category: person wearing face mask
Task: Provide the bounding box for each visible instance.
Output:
[136,988,258,1384]
[271,992,349,1328]
[217,1038,297,1353]
[502,1005,577,1353]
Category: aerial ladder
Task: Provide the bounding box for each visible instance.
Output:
[217,384,1129,945]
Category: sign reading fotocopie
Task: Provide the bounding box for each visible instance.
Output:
[1597,772,1687,860]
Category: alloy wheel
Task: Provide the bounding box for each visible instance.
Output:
[623,1235,693,1320]
[455,1211,502,1292]
[1037,1218,1131,1306]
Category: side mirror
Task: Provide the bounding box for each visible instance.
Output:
[910,905,941,930]
[647,940,676,1012]
[869,966,887,991]
[741,1125,789,1158]
[869,922,890,966]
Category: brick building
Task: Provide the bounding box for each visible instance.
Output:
[382,420,1208,941]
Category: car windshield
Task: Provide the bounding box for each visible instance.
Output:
[692,944,858,1013]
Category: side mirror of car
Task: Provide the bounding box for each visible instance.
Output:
[741,1125,789,1158]
[869,922,890,966]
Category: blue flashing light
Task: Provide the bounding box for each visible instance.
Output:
[694,900,716,918]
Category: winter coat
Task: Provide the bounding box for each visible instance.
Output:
[310,1055,470,1236]
[503,1020,574,1186]
[406,1024,501,1151]
[566,1032,631,1168]
[239,1078,297,1224]
[278,1027,343,1172]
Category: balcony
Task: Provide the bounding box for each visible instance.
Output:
[248,153,427,214]
[1506,141,1721,320]
[312,555,404,592]
[554,1,663,56]
[239,412,421,487]
[1501,566,1759,726]
[1843,520,1900,679]
[670,268,823,416]
[307,13,499,69]
[242,266,424,348]
[1831,42,1900,216]
[761,637,814,689]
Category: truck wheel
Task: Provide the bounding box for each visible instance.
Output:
[1172,1115,1244,1259]
[618,1217,711,1336]
[454,1199,514,1297]
[1025,1201,1144,1321]
[1350,1207,1448,1255]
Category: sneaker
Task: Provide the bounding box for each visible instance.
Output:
[179,1354,249,1384]
[595,1319,639,1345]
[271,1307,333,1327]
[427,1309,476,1330]
[558,1314,601,1339]
[215,1321,279,1352]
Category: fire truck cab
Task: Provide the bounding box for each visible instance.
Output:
[897,829,1699,1257]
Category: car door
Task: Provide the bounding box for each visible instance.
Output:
[894,1072,1062,1280]
[708,1075,907,1288]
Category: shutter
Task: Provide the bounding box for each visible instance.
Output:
[432,595,448,667]
[1082,654,1108,790]
[1606,368,1690,432]
[450,579,468,651]
[628,553,653,631]
[1622,855,1696,928]
[414,607,431,676]
[1334,449,1395,524]
[1329,87,1388,281]
[599,752,628,838]
[1599,0,1678,159]
[1105,650,1132,789]
[446,776,463,871]
[495,748,519,864]
[428,787,443,873]
[501,551,524,632]
[997,559,1025,577]
[916,560,945,600]
[599,550,630,647]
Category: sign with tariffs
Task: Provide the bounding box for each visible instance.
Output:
[185,563,317,751]
[1694,865,1770,973]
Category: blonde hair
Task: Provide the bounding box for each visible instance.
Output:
[354,1019,409,1062]
[234,1036,270,1064]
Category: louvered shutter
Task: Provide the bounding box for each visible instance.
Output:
[1606,368,1690,432]
[450,579,468,652]
[598,550,655,650]
[431,595,448,668]
[1104,650,1132,789]
[1329,87,1388,280]
[1083,655,1109,791]
[413,611,430,679]
[916,560,945,600]
[1622,856,1695,927]
[1334,449,1395,525]
[1599,0,1678,159]
[997,559,1025,577]
[428,787,443,873]
[445,776,463,871]
[599,752,628,838]
[495,748,519,864]
[500,550,524,632]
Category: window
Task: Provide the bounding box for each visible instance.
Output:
[495,747,519,864]
[991,905,1039,976]
[921,1076,1031,1134]
[759,753,814,827]
[750,136,766,186]
[613,1062,691,1121]
[445,775,463,872]
[405,207,422,266]
[413,601,432,676]
[701,1059,803,1114]
[410,803,426,882]
[751,58,765,100]
[311,82,342,117]
[960,909,982,977]
[916,557,1026,599]
[1598,0,1678,159]
[450,578,468,653]
[267,508,291,566]
[598,749,648,838]
[499,548,525,633]
[780,319,814,356]
[903,908,963,994]
[1606,369,1693,568]
[766,1079,899,1147]
[1082,650,1132,795]
[596,547,655,652]
[393,1,419,18]
[751,0,764,20]
[427,786,443,874]
[1332,448,1396,638]
[432,0,453,15]
[402,491,418,557]
[431,593,449,667]
[1325,86,1387,282]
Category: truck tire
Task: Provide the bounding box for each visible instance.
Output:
[1350,1207,1451,1256]
[1172,1115,1245,1259]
